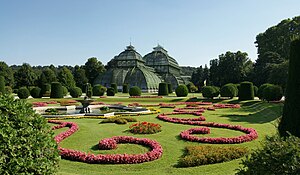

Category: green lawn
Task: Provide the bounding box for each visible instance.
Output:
[32,95,282,175]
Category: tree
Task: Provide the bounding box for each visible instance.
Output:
[73,65,88,90]
[191,66,204,89]
[84,57,105,85]
[14,63,37,88]
[37,68,57,88]
[58,67,76,90]
[268,61,289,90]
[0,61,14,87]
[279,39,300,137]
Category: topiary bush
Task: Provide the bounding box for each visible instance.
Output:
[158,82,169,96]
[17,87,30,99]
[106,87,115,96]
[236,134,300,175]
[30,87,41,98]
[111,83,118,93]
[0,94,59,174]
[40,83,51,97]
[202,86,219,99]
[50,82,63,98]
[220,83,238,98]
[257,83,272,100]
[92,84,106,96]
[69,87,82,98]
[175,84,189,97]
[122,84,129,93]
[129,86,141,96]
[263,84,283,102]
[167,83,173,94]
[62,86,68,96]
[238,81,254,101]
[0,76,5,95]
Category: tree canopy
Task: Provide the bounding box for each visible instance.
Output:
[14,63,37,88]
[84,57,105,85]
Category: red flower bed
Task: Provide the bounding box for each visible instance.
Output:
[49,120,163,164]
[46,101,58,104]
[32,102,48,107]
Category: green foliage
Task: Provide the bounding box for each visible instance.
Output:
[4,86,12,95]
[253,85,258,97]
[123,84,129,93]
[100,117,137,125]
[0,61,14,87]
[17,87,30,99]
[187,82,198,93]
[62,86,68,96]
[50,82,63,98]
[0,76,5,94]
[106,87,115,96]
[257,83,272,100]
[73,65,88,91]
[58,67,76,90]
[191,65,210,88]
[69,87,82,98]
[263,84,283,101]
[37,68,57,88]
[202,86,219,99]
[83,83,92,98]
[92,84,106,96]
[158,82,169,96]
[238,81,254,101]
[129,86,141,96]
[111,83,118,93]
[178,145,248,167]
[279,39,300,137]
[167,83,173,93]
[40,83,51,97]
[84,57,105,85]
[268,61,289,90]
[30,87,41,98]
[220,83,238,98]
[175,84,189,97]
[14,63,37,88]
[0,95,59,174]
[236,134,300,175]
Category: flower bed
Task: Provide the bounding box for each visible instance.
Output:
[32,102,48,107]
[129,122,162,134]
[49,120,163,164]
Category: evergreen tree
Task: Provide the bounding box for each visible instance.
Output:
[14,63,37,88]
[57,67,76,90]
[84,57,105,85]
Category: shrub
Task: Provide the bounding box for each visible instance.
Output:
[92,84,106,96]
[220,83,237,98]
[263,84,283,101]
[253,85,258,97]
[129,86,141,96]
[50,82,63,98]
[158,82,169,96]
[129,122,162,134]
[106,87,115,96]
[236,134,300,175]
[62,86,68,96]
[238,81,254,101]
[40,83,51,97]
[178,145,248,167]
[122,84,129,93]
[30,87,41,98]
[111,83,118,93]
[175,84,189,97]
[4,86,12,94]
[257,83,272,100]
[69,87,82,98]
[0,76,4,94]
[167,83,173,93]
[17,87,30,99]
[0,95,59,174]
[202,86,219,99]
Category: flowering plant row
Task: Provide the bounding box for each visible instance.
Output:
[49,120,163,164]
[173,108,205,113]
[129,122,162,134]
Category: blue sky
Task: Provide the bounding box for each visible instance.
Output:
[0,0,299,67]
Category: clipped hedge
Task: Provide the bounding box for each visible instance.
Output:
[167,83,173,93]
[220,83,237,98]
[50,82,63,98]
[158,82,169,96]
[69,87,83,98]
[122,84,129,93]
[92,84,106,96]
[17,87,30,99]
[202,86,219,99]
[238,81,254,101]
[107,87,115,96]
[30,87,41,98]
[175,84,189,97]
[257,83,272,100]
[263,84,283,101]
[111,83,118,93]
[129,86,141,96]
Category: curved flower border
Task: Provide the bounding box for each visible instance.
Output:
[49,120,163,164]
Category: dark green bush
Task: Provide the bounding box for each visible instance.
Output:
[238,81,254,101]
[122,84,129,93]
[220,83,238,98]
[236,134,300,175]
[50,82,63,98]
[111,83,118,93]
[129,86,141,96]
[202,86,219,99]
[257,83,272,100]
[17,87,30,99]
[106,87,115,96]
[62,86,68,96]
[178,145,248,167]
[30,87,41,98]
[253,85,258,97]
[158,82,169,96]
[0,95,59,174]
[0,76,4,94]
[69,87,82,98]
[92,84,106,96]
[167,83,173,93]
[40,83,51,97]
[175,84,189,97]
[263,85,283,101]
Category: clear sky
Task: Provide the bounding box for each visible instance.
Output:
[0,0,299,67]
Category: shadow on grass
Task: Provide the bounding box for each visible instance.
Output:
[90,144,99,151]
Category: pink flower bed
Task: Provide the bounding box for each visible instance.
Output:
[174,108,205,113]
[32,102,48,107]
[46,101,58,104]
[49,120,163,164]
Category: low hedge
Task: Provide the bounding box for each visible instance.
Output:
[92,84,106,96]
[238,81,254,101]
[175,84,189,97]
[69,87,82,98]
[220,83,237,98]
[202,86,219,99]
[129,86,141,96]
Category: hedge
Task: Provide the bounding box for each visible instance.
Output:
[167,83,173,94]
[40,83,51,97]
[257,83,272,100]
[50,82,63,98]
[17,87,30,99]
[175,84,189,97]
[111,83,118,93]
[30,87,41,98]
[107,87,115,96]
[263,84,283,102]
[123,84,129,93]
[238,82,254,101]
[92,84,106,96]
[220,83,238,98]
[202,86,219,99]
[129,86,141,96]
[158,83,169,96]
[69,87,82,98]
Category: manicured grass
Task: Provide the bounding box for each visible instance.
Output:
[33,95,282,175]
